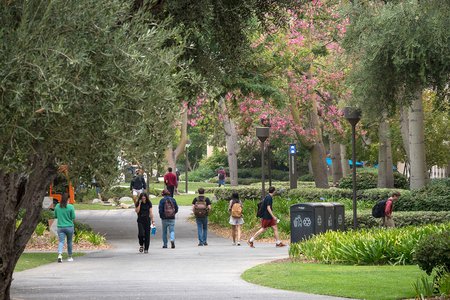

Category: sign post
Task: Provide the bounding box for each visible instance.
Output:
[289,143,298,189]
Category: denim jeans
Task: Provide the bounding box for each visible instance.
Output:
[161,219,175,246]
[196,217,208,244]
[57,226,74,256]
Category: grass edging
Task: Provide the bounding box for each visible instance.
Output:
[15,253,85,272]
[241,261,430,300]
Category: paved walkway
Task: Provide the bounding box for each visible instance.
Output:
[12,207,351,300]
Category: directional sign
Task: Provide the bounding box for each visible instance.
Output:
[289,144,296,154]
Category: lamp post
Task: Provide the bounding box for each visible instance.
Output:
[256,127,270,199]
[344,107,361,229]
[185,140,191,193]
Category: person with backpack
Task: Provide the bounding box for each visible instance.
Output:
[158,189,178,248]
[130,169,147,204]
[163,167,178,197]
[228,192,244,246]
[192,188,212,246]
[383,191,401,228]
[54,193,76,263]
[135,193,154,254]
[248,186,286,248]
[217,167,226,187]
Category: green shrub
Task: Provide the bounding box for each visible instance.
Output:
[288,188,353,201]
[187,165,216,182]
[396,178,450,212]
[213,186,289,201]
[34,223,47,236]
[289,223,450,265]
[74,221,92,233]
[85,231,106,245]
[39,210,55,228]
[298,173,315,182]
[358,188,410,202]
[414,230,450,275]
[339,170,408,190]
[345,211,450,229]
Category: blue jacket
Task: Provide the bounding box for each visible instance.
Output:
[159,196,178,219]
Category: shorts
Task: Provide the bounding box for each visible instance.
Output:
[229,216,244,225]
[132,189,144,196]
[261,218,277,228]
[218,180,225,185]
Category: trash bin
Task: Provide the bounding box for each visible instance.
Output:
[330,202,345,231]
[290,203,325,243]
[321,202,335,231]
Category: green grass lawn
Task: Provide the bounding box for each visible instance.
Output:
[150,181,217,193]
[242,262,429,300]
[165,193,215,206]
[15,253,84,272]
[74,203,117,210]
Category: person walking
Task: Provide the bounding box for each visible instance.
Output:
[135,193,154,253]
[217,167,226,187]
[248,186,286,248]
[163,167,178,197]
[54,193,76,263]
[383,191,401,228]
[192,188,212,246]
[228,192,244,246]
[159,189,178,248]
[130,169,147,204]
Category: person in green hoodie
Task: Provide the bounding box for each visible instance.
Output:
[54,193,76,263]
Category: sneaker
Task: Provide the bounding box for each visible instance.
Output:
[276,242,287,248]
[57,254,62,263]
[67,257,74,262]
[162,245,167,248]
[203,242,208,246]
[237,242,241,246]
[144,250,148,254]
[247,240,255,248]
[198,243,203,246]
[232,242,236,246]
[171,241,175,249]
[139,246,144,253]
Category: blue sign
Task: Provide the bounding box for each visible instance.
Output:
[289,144,296,154]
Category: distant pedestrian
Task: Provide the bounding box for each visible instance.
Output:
[175,168,181,195]
[192,188,212,246]
[135,193,154,254]
[163,167,178,197]
[248,186,286,248]
[130,169,147,204]
[383,191,401,228]
[159,189,179,248]
[54,193,76,263]
[217,167,226,187]
[228,192,244,246]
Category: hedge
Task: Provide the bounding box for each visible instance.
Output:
[396,178,450,212]
[344,211,450,229]
[339,171,409,190]
[414,230,450,275]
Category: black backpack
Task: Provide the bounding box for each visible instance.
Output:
[372,199,388,218]
[256,199,265,218]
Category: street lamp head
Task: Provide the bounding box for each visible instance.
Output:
[343,107,361,127]
[256,127,270,143]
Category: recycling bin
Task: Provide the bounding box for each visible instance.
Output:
[330,202,345,231]
[321,202,335,231]
[290,203,325,243]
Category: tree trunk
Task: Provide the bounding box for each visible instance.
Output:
[340,144,351,177]
[219,98,239,186]
[165,108,189,170]
[409,91,428,189]
[309,97,329,189]
[0,155,56,299]
[400,106,410,163]
[377,113,394,188]
[330,140,343,186]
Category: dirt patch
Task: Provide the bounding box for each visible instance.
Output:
[25,232,111,251]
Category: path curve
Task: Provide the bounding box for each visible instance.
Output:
[12,207,350,300]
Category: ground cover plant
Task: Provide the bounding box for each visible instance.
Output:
[289,223,450,265]
[241,262,431,300]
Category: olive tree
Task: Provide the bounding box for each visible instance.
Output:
[0,1,188,298]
